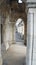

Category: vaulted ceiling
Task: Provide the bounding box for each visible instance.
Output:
[0,0,27,25]
[0,0,26,14]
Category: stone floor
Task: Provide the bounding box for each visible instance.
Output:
[2,44,27,65]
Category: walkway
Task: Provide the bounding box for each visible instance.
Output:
[2,44,27,65]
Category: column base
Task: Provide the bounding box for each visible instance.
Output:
[4,42,9,50]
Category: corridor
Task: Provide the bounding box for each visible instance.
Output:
[2,44,27,65]
[15,29,24,45]
[0,0,27,65]
[0,0,36,65]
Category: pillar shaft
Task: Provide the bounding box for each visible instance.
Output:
[12,23,15,44]
[2,23,9,50]
[0,24,2,65]
[27,8,34,65]
[24,22,27,45]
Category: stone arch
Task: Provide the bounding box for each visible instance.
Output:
[15,18,24,44]
[15,17,24,22]
[12,14,27,46]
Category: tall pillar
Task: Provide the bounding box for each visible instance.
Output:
[26,7,34,65]
[12,22,15,44]
[24,22,27,46]
[30,9,36,65]
[0,16,2,65]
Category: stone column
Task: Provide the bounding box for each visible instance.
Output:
[0,16,2,65]
[12,22,15,44]
[26,8,34,65]
[2,15,10,50]
[24,22,27,46]
[31,9,36,65]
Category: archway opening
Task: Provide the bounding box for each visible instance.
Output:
[15,18,25,45]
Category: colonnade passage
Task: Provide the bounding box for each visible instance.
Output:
[0,0,36,65]
[0,1,27,65]
[0,17,27,65]
[1,15,27,65]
